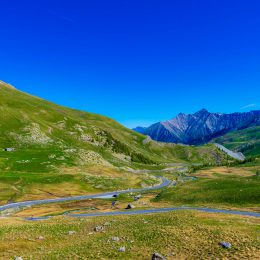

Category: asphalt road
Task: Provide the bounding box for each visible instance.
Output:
[24,206,260,221]
[69,207,260,218]
[1,176,259,220]
[0,177,170,212]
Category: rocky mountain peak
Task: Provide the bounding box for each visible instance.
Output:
[133,109,260,145]
[194,108,209,116]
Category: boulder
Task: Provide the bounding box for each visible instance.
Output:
[219,241,232,249]
[126,203,136,209]
[111,236,120,242]
[68,231,76,235]
[134,195,142,201]
[118,246,126,252]
[152,252,166,260]
[94,226,104,232]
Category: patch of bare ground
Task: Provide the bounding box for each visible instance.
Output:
[193,166,256,178]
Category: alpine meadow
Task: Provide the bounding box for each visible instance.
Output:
[0,1,260,259]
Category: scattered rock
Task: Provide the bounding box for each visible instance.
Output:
[111,236,120,242]
[11,123,52,145]
[77,150,112,166]
[126,203,136,209]
[152,252,166,260]
[68,231,76,235]
[94,226,104,232]
[4,148,15,152]
[219,241,232,249]
[118,247,126,252]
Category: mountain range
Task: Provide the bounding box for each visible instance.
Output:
[133,109,260,145]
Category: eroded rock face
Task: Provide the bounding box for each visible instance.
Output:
[134,109,260,145]
[214,143,245,161]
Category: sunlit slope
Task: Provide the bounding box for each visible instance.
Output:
[0,81,231,173]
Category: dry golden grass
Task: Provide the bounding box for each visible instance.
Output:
[17,182,91,202]
[193,166,256,178]
[13,194,161,218]
[0,211,259,259]
[0,165,158,204]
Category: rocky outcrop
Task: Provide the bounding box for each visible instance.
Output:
[134,109,260,145]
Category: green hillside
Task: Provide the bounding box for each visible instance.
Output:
[214,126,260,157]
[0,81,234,203]
[0,81,232,170]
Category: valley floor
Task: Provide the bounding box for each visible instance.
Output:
[0,163,259,259]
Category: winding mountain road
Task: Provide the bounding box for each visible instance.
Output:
[0,177,170,212]
[69,207,260,218]
[1,176,259,219]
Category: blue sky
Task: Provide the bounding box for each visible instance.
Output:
[0,0,259,128]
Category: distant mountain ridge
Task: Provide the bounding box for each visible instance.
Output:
[133,109,260,145]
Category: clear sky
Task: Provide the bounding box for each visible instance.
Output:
[0,0,259,128]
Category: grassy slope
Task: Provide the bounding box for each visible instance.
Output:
[0,81,234,203]
[0,81,231,167]
[213,126,260,157]
[154,165,260,208]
